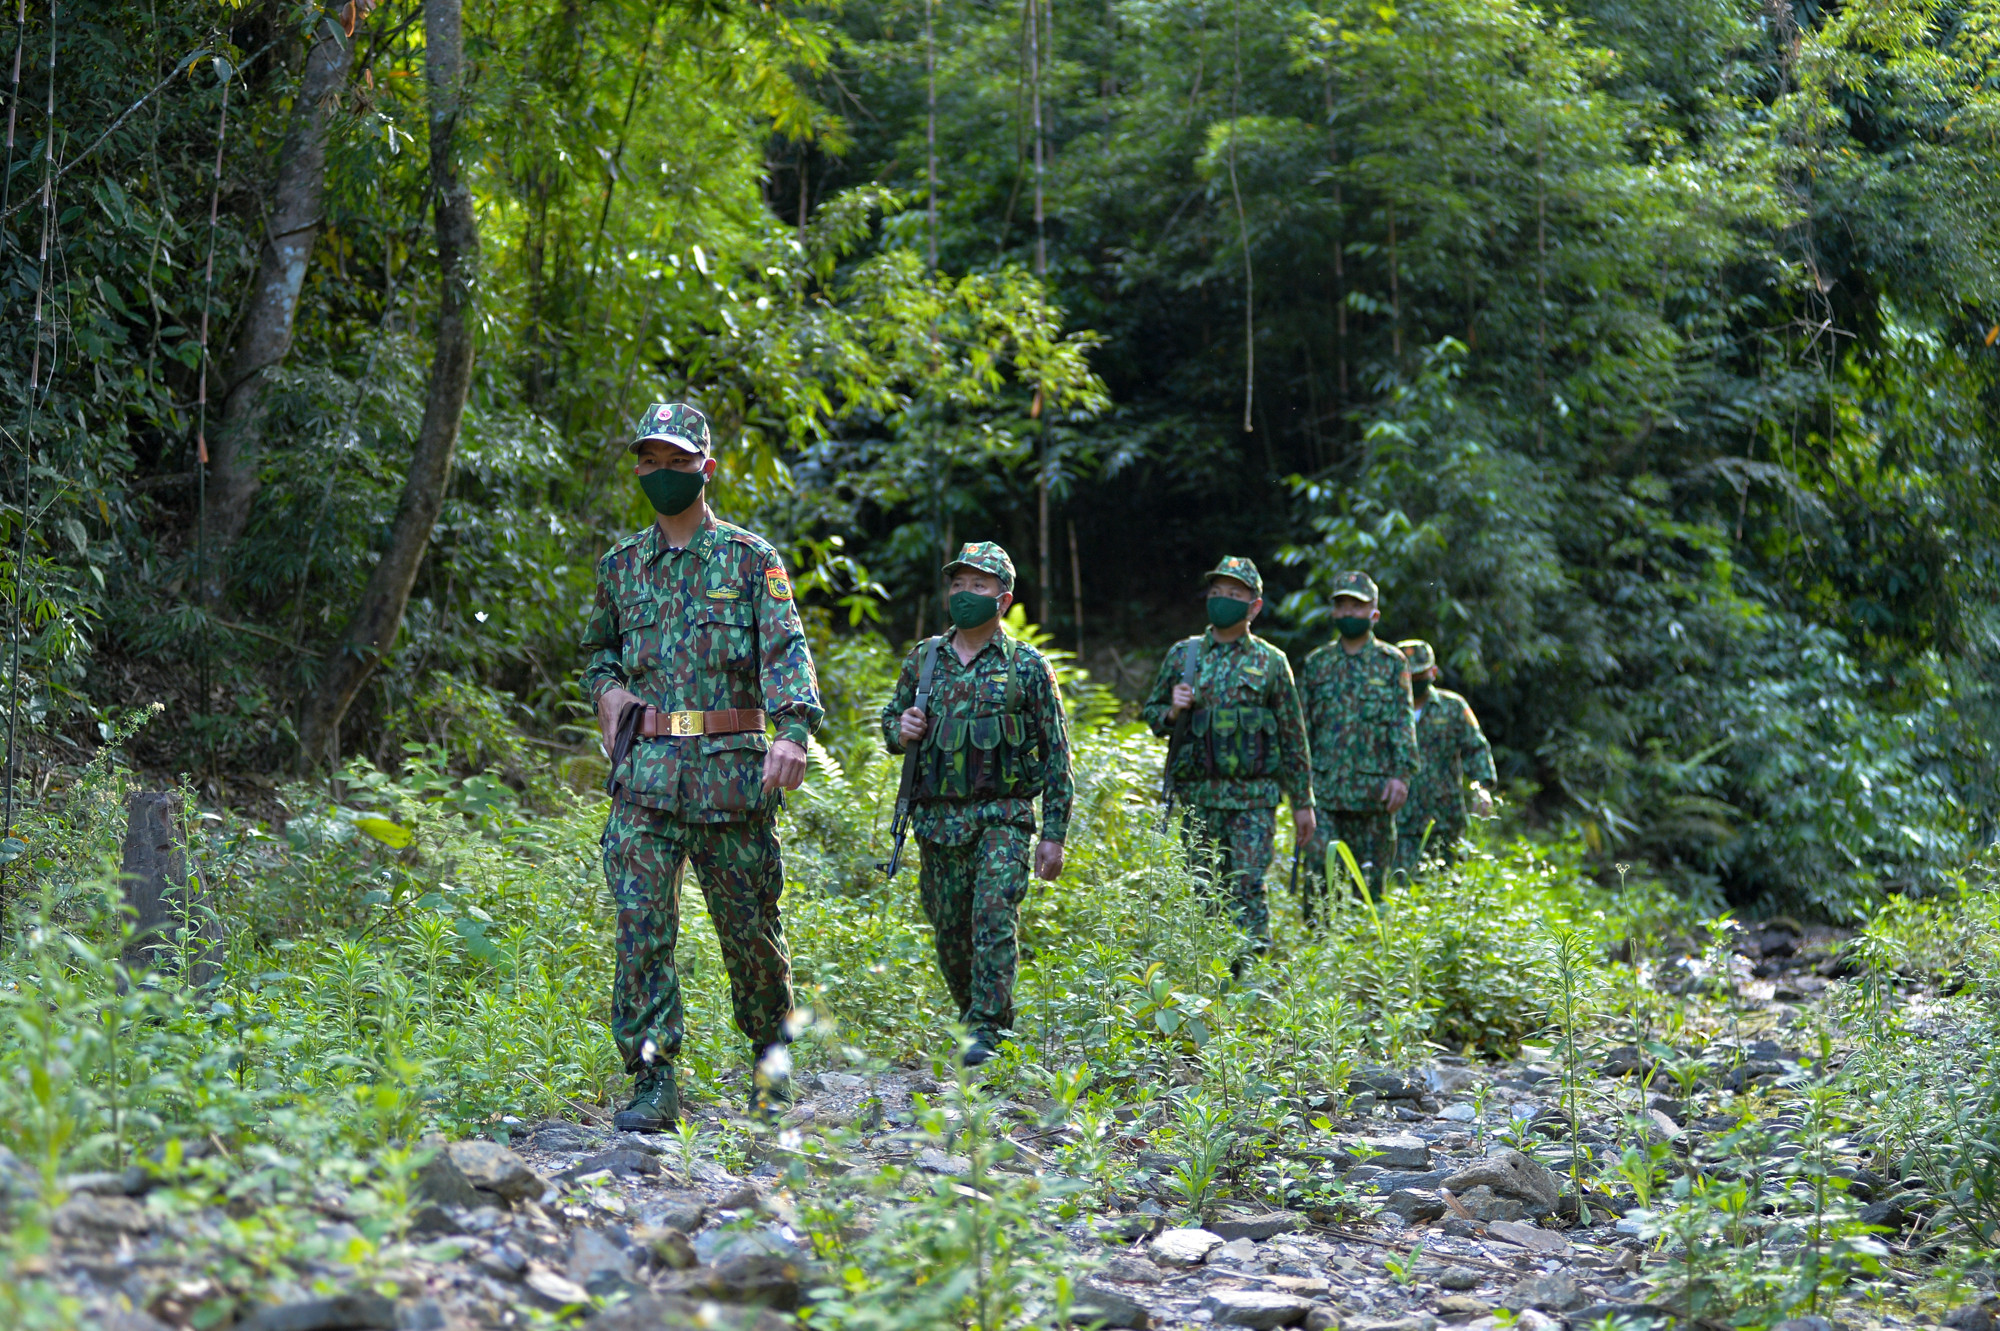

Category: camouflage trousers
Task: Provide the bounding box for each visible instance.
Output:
[1300,810,1396,924]
[917,825,1032,1040]
[1394,814,1466,870]
[600,800,794,1074]
[1178,805,1276,946]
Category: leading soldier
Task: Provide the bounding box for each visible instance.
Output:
[1393,639,1496,870]
[584,403,824,1131]
[1143,557,1314,960]
[1299,571,1417,915]
[882,542,1073,1067]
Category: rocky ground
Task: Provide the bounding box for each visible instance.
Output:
[21,922,1995,1331]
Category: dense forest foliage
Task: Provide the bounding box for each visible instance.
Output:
[2,0,1997,915]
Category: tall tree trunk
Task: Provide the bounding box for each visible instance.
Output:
[202,2,371,578]
[298,0,475,768]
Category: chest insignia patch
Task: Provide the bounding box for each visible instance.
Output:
[706,587,741,600]
[765,567,793,601]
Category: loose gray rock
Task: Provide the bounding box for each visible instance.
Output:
[528,1120,599,1153]
[100,1314,174,1331]
[1771,1320,1836,1331]
[1149,1227,1224,1267]
[1355,1317,1437,1331]
[1485,1220,1570,1256]
[1202,1288,1313,1328]
[51,1193,151,1239]
[415,1150,482,1210]
[1100,1252,1167,1284]
[1356,1135,1431,1170]
[679,1253,806,1310]
[235,1293,397,1331]
[1367,1170,1453,1193]
[584,1294,793,1331]
[1947,1301,2000,1331]
[562,1149,662,1182]
[1072,1279,1154,1328]
[1215,1237,1261,1263]
[1208,1209,1304,1241]
[1437,1103,1477,1123]
[638,1191,710,1235]
[1435,1295,1490,1320]
[1303,1311,1341,1331]
[1383,1189,1446,1223]
[918,1147,972,1176]
[522,1267,593,1310]
[1441,1150,1559,1215]
[1450,1185,1523,1223]
[1436,1268,1481,1291]
[1573,1303,1677,1327]
[1505,1273,1582,1312]
[391,1303,447,1331]
[1350,1068,1426,1100]
[444,1141,543,1202]
[569,1226,635,1290]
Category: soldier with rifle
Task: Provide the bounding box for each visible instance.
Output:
[1143,557,1314,962]
[880,542,1073,1067]
[1393,638,1496,870]
[585,403,823,1131]
[1298,570,1417,916]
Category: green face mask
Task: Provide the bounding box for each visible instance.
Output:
[1333,614,1373,639]
[1206,596,1251,629]
[949,591,1000,630]
[638,466,705,517]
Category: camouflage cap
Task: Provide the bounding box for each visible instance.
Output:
[943,540,1016,591]
[1398,639,1436,673]
[629,402,712,455]
[1329,570,1379,603]
[1202,556,1263,597]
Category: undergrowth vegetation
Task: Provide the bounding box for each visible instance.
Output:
[0,662,1994,1328]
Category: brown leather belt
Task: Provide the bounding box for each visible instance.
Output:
[637,707,767,738]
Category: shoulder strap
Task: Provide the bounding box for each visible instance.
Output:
[916,635,944,707]
[1001,633,1023,712]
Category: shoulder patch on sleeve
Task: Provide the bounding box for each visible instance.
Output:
[765,566,793,601]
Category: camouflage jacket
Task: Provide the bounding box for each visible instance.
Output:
[1141,629,1313,812]
[581,515,824,822]
[1300,633,1418,812]
[1397,687,1497,840]
[880,628,1075,846]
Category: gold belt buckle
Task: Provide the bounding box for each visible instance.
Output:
[667,710,705,736]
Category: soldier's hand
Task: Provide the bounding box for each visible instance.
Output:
[763,738,808,793]
[596,686,643,754]
[1381,778,1410,813]
[1170,682,1195,716]
[1294,806,1316,844]
[1470,784,1495,818]
[1036,839,1065,881]
[898,707,929,746]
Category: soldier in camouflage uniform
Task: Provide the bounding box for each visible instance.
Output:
[1143,557,1314,957]
[881,542,1073,1066]
[1393,639,1496,870]
[1298,571,1417,915]
[583,403,824,1130]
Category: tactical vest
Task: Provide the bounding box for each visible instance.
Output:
[1167,641,1283,780]
[914,633,1041,801]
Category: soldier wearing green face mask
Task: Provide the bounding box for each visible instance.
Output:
[583,402,823,1130]
[880,542,1074,1067]
[1297,570,1417,915]
[1142,557,1315,958]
